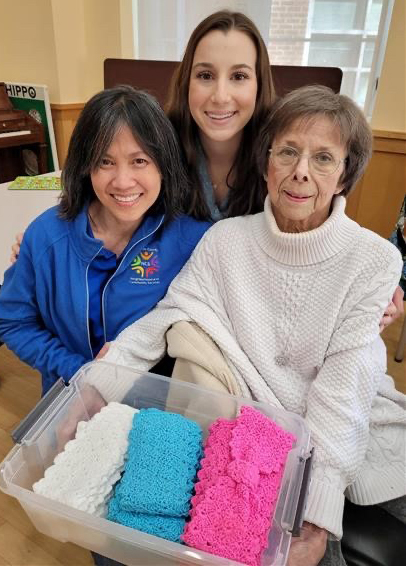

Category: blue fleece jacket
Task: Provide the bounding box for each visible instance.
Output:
[0,205,210,393]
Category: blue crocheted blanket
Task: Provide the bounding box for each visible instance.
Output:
[107,408,203,542]
[107,496,186,542]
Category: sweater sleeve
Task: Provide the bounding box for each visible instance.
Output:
[95,228,227,398]
[303,247,403,539]
[0,233,87,386]
[96,225,278,404]
[94,233,218,400]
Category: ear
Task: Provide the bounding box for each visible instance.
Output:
[334,158,347,195]
[263,172,268,182]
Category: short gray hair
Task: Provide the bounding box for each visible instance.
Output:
[258,85,373,195]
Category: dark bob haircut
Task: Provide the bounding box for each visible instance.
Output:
[59,85,192,221]
[258,85,373,196]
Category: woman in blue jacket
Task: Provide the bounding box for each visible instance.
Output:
[0,86,210,394]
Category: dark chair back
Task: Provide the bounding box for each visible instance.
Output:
[104,58,342,108]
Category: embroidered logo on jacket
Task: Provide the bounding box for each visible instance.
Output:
[130,248,160,285]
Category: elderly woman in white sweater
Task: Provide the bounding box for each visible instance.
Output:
[94,85,405,565]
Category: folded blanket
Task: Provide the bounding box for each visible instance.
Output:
[107,495,186,543]
[33,402,137,516]
[114,408,202,517]
[182,406,296,566]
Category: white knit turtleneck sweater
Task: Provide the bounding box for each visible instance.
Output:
[98,195,405,538]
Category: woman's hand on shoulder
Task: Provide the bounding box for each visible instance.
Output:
[380,286,404,333]
[10,232,24,264]
[287,522,328,566]
[96,342,110,359]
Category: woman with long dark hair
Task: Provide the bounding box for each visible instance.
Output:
[0,86,210,394]
[166,10,275,220]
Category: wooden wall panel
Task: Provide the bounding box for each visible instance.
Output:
[49,108,405,240]
[346,130,406,238]
[50,103,85,168]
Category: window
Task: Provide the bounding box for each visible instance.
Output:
[134,1,272,61]
[268,0,395,117]
[133,0,394,119]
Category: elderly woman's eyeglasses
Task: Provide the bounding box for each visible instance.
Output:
[269,146,346,176]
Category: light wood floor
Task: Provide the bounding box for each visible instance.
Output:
[0,315,405,565]
[0,347,93,566]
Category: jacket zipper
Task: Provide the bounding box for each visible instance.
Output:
[85,245,104,359]
[100,215,165,345]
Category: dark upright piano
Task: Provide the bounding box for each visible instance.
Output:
[0,82,48,183]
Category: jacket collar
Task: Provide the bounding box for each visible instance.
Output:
[68,203,165,262]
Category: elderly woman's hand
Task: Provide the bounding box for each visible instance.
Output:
[10,232,24,264]
[380,285,404,333]
[287,522,328,566]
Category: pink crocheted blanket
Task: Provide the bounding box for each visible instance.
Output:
[182,405,296,566]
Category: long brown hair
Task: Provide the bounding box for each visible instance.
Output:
[166,10,275,218]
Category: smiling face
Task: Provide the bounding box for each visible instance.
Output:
[188,29,258,148]
[90,124,161,232]
[267,116,347,233]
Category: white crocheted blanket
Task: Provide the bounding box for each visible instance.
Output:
[33,402,137,516]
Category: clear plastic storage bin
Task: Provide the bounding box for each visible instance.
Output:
[0,361,312,565]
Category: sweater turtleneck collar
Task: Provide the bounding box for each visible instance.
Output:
[255,195,360,266]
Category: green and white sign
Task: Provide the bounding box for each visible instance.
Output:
[5,82,59,172]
